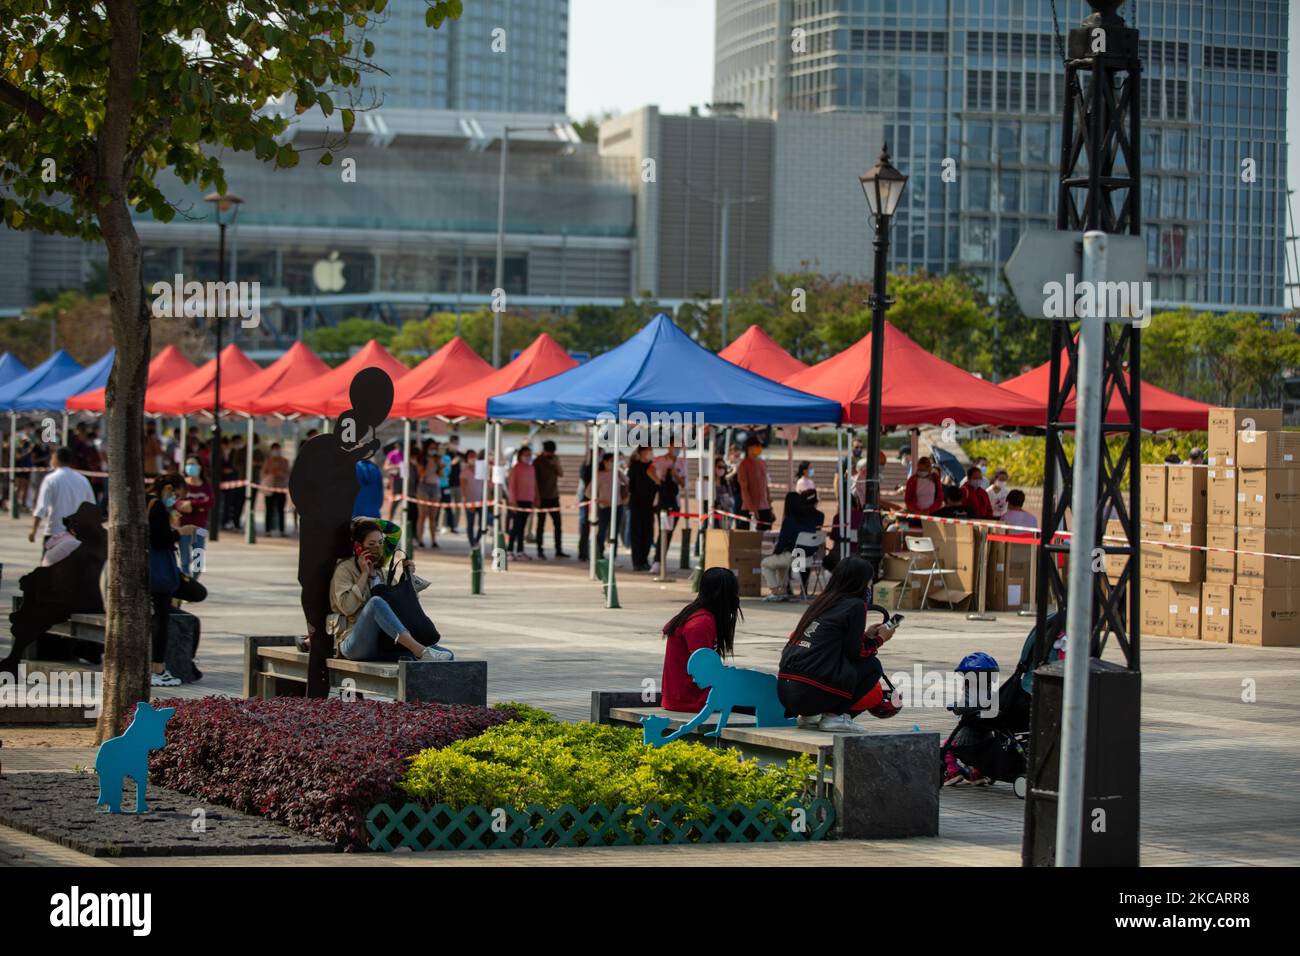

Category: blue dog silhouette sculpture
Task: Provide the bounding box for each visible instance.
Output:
[642,648,794,747]
[95,701,175,814]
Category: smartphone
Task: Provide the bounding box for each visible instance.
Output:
[887,613,905,629]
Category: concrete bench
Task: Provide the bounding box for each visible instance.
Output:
[35,610,200,683]
[244,636,487,706]
[593,690,939,839]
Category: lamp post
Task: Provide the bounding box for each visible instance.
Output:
[858,144,908,572]
[494,124,561,367]
[203,191,243,543]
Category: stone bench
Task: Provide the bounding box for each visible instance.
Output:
[35,610,200,683]
[593,690,939,839]
[244,636,487,706]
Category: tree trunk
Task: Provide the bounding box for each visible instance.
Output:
[96,0,152,742]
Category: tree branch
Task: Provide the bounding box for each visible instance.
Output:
[0,77,51,122]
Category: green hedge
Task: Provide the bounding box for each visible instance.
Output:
[961,432,1208,487]
[399,715,816,819]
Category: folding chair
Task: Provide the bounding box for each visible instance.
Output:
[793,530,828,600]
[896,536,961,610]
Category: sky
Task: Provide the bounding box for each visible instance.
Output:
[567,0,715,121]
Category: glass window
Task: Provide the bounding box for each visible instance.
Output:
[1024,123,1050,163]
[967,168,992,209]
[999,171,1021,212]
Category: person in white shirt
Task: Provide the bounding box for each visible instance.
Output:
[987,468,1011,518]
[29,447,96,546]
[1001,489,1039,531]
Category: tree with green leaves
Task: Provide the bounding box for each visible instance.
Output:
[0,0,463,739]
[305,316,398,364]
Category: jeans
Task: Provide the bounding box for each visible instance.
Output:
[444,488,459,532]
[339,595,455,661]
[465,506,480,546]
[178,527,209,578]
[508,501,533,553]
[265,492,287,534]
[536,496,562,553]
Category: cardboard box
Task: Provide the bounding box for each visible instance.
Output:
[1141,464,1167,522]
[1200,583,1233,643]
[1140,521,1166,578]
[1155,521,1206,584]
[1233,586,1300,646]
[704,530,763,569]
[1208,407,1283,466]
[1206,467,1237,526]
[1235,528,1300,589]
[1236,430,1300,470]
[986,539,1033,611]
[1168,581,1201,639]
[1166,465,1207,525]
[1237,469,1300,529]
[730,558,764,597]
[872,579,921,611]
[1141,580,1171,636]
[881,555,912,582]
[916,519,977,592]
[1103,518,1128,584]
[1205,525,1236,584]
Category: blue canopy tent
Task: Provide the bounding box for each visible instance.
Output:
[0,353,28,388]
[0,350,83,411]
[486,314,841,601]
[11,349,114,412]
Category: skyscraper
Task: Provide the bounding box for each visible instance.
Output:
[714,0,1290,312]
[359,0,568,113]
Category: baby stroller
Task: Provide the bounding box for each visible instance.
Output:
[940,612,1063,798]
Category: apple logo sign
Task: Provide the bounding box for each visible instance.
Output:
[312,250,346,292]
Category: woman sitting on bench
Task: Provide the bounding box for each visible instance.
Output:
[659,567,740,712]
[777,555,900,734]
[329,518,452,662]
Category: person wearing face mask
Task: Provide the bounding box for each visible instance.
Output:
[627,446,660,571]
[738,436,774,530]
[777,555,901,734]
[987,468,1011,518]
[794,461,817,495]
[178,456,212,577]
[712,455,734,527]
[262,442,290,536]
[761,490,824,602]
[904,455,944,522]
[147,475,186,686]
[506,445,537,559]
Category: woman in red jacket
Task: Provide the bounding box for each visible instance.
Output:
[904,456,944,517]
[660,567,740,712]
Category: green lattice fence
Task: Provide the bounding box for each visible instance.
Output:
[367,799,835,851]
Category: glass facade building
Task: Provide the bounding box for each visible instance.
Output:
[359,0,567,113]
[714,0,1290,312]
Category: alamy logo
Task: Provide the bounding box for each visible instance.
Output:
[50,886,151,936]
[1041,273,1152,323]
[150,274,261,328]
[0,664,101,717]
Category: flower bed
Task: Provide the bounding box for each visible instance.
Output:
[150,697,520,850]
[376,712,826,849]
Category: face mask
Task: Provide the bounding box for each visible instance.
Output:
[184,464,201,478]
[807,469,815,478]
[163,495,178,509]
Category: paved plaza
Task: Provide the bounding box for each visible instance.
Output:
[2,519,1298,867]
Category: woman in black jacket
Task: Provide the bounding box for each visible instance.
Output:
[777,555,899,734]
[148,474,186,687]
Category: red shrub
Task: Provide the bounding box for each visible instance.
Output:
[150,697,516,850]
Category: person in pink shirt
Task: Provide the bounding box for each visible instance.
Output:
[506,445,537,559]
[737,437,774,530]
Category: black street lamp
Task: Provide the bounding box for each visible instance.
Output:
[203,191,243,542]
[858,144,907,572]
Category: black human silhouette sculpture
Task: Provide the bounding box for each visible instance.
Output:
[1,501,107,675]
[288,367,393,697]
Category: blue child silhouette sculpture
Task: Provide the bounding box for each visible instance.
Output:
[642,648,794,747]
[95,701,175,814]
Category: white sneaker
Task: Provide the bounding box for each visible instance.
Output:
[763,593,790,603]
[151,670,181,687]
[796,714,822,729]
[420,645,455,662]
[817,713,866,734]
[648,561,660,575]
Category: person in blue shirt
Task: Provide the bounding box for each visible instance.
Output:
[353,449,385,519]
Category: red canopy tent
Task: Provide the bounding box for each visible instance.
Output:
[719,325,808,381]
[782,321,1046,427]
[418,333,578,420]
[388,336,493,419]
[67,345,196,412]
[272,339,409,418]
[220,342,332,416]
[999,351,1211,431]
[145,344,260,415]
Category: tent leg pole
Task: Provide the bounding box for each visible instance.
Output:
[589,421,599,581]
[401,418,412,556]
[607,431,621,608]
[493,421,506,571]
[481,419,491,564]
[244,416,257,544]
[8,412,16,520]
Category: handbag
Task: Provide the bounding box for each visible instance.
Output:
[370,572,440,661]
[175,573,208,604]
[148,547,180,595]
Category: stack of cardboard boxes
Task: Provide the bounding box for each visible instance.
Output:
[1137,408,1298,646]
[873,520,976,611]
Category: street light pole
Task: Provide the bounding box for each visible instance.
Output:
[858,144,908,572]
[204,192,243,543]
